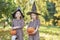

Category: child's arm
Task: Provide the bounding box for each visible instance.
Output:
[12,20,25,29]
[11,20,19,29]
[21,20,25,28]
[12,26,20,29]
[35,26,38,32]
[32,26,38,34]
[33,20,40,34]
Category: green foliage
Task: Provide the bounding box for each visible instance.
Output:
[0,0,17,26]
[0,0,59,26]
[46,1,56,16]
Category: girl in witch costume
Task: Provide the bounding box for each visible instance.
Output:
[11,7,24,40]
[27,2,40,40]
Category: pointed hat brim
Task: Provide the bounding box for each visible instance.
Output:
[27,11,41,15]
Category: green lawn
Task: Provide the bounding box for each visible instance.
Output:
[0,26,60,40]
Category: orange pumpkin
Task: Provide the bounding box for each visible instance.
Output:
[10,30,16,35]
[27,27,35,34]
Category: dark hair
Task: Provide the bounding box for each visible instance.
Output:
[12,9,24,19]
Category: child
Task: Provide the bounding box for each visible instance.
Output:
[27,2,40,40]
[11,7,24,40]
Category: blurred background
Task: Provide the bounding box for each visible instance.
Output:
[0,0,60,40]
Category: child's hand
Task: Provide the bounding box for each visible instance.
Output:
[32,30,36,34]
[32,27,38,34]
[12,26,19,29]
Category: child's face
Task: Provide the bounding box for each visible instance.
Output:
[31,13,37,20]
[15,11,21,18]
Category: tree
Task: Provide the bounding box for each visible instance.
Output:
[46,0,57,25]
[46,0,56,18]
[0,0,17,28]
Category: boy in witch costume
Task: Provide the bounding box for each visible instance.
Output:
[27,2,40,40]
[11,6,24,40]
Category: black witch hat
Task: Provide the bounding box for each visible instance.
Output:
[27,2,40,15]
[12,6,24,18]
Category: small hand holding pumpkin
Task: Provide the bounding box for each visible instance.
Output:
[32,27,38,34]
[32,30,36,34]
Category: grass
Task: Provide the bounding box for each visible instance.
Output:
[0,26,60,40]
[40,26,60,35]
